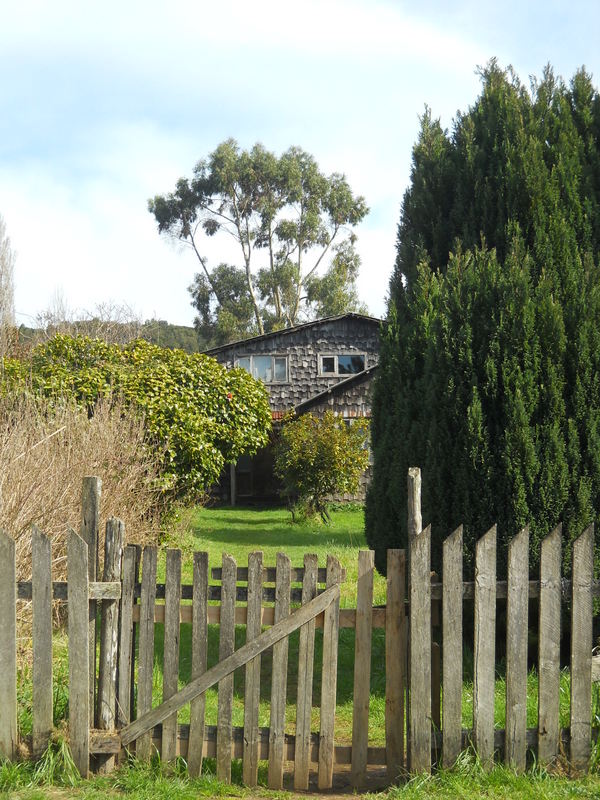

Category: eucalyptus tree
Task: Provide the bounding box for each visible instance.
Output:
[149,139,368,345]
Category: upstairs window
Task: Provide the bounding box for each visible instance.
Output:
[235,355,288,383]
[320,354,366,376]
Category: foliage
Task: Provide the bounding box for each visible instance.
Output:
[274,411,369,521]
[366,61,600,577]
[149,139,369,346]
[3,335,271,497]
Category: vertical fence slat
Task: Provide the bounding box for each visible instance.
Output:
[81,476,101,728]
[408,523,431,773]
[130,545,142,720]
[117,545,137,728]
[97,518,124,773]
[268,552,291,789]
[318,555,342,790]
[188,551,209,778]
[0,531,17,762]
[217,554,236,782]
[162,548,182,763]
[385,549,406,781]
[243,551,263,786]
[473,525,496,768]
[32,525,53,758]
[570,524,594,772]
[351,549,374,787]
[294,553,318,790]
[136,546,157,762]
[442,526,463,767]
[538,525,561,764]
[68,529,89,777]
[505,527,529,771]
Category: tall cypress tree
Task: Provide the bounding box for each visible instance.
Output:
[366,62,600,577]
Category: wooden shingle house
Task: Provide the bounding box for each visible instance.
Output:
[205,312,381,502]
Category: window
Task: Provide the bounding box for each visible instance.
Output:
[319,354,366,376]
[235,354,288,383]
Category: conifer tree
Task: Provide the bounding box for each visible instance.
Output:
[366,62,600,577]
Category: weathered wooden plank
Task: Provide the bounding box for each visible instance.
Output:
[188,551,209,778]
[538,526,561,764]
[473,525,497,768]
[81,476,101,728]
[117,545,137,729]
[294,553,318,790]
[385,549,406,781]
[129,545,142,722]
[0,530,17,762]
[32,526,53,758]
[318,555,342,790]
[442,527,462,767]
[68,529,89,777]
[217,554,236,782]
[408,524,431,773]
[268,553,291,789]
[162,549,182,763]
[120,583,340,747]
[505,527,529,771]
[351,550,374,787]
[242,551,263,786]
[17,580,120,600]
[136,546,157,762]
[571,524,594,772]
[97,518,124,773]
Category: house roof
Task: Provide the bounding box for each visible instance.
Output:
[203,312,382,356]
[294,364,379,415]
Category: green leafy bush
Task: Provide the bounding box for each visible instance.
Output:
[3,335,272,497]
[274,411,369,521]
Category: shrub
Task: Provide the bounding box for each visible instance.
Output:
[274,411,369,521]
[3,335,272,498]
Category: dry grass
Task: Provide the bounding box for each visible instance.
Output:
[0,393,163,587]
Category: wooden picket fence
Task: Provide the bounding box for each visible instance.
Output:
[0,473,598,787]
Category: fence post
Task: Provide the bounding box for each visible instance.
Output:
[473,525,496,769]
[32,525,53,758]
[243,551,263,786]
[136,546,157,762]
[385,549,406,781]
[217,554,236,782]
[162,548,182,763]
[268,552,291,789]
[351,549,374,787]
[408,524,431,773]
[68,529,90,777]
[0,530,17,761]
[96,518,124,773]
[318,555,342,789]
[538,525,561,764]
[442,526,463,767]
[570,524,594,772]
[294,553,318,790]
[188,551,209,777]
[81,476,102,727]
[117,545,138,730]
[505,527,529,771]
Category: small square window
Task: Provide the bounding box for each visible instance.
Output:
[322,356,336,374]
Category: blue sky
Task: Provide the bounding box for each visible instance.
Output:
[2,0,599,327]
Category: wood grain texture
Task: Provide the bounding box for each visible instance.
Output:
[136,546,157,761]
[409,524,431,773]
[538,526,562,764]
[505,527,529,771]
[97,519,124,773]
[32,526,53,758]
[0,531,17,762]
[385,549,406,781]
[294,553,318,790]
[473,526,496,769]
[442,527,462,768]
[351,550,374,787]
[242,551,263,786]
[318,556,342,789]
[68,530,89,777]
[217,554,236,782]
[188,551,209,778]
[117,546,137,728]
[120,584,340,747]
[81,476,101,727]
[268,553,291,789]
[162,548,182,763]
[570,525,594,772]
